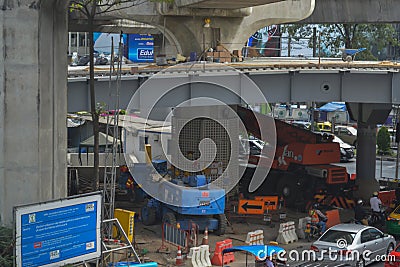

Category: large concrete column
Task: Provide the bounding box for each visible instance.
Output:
[355,123,379,198]
[0,1,68,226]
[347,103,392,200]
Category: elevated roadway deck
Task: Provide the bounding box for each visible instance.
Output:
[68,58,400,114]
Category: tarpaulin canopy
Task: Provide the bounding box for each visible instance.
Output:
[318,102,346,112]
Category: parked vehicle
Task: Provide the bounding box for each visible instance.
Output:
[317,121,333,133]
[385,242,400,267]
[332,135,355,162]
[311,224,395,267]
[386,203,400,237]
[335,126,358,147]
[291,121,311,130]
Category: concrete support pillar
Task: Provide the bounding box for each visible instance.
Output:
[355,123,379,198]
[0,1,68,226]
[347,103,392,200]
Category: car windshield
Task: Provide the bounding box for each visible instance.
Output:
[333,136,344,144]
[319,230,356,245]
[347,127,357,135]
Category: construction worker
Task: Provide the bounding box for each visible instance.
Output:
[354,199,368,225]
[309,203,328,234]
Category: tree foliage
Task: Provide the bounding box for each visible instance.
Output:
[377,126,391,155]
[282,24,399,60]
[0,226,13,267]
[69,0,173,191]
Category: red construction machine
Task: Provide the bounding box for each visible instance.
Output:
[234,105,356,210]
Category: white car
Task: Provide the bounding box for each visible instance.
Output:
[311,224,395,267]
[332,135,354,162]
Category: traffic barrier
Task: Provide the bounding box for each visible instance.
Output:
[160,222,189,253]
[297,217,311,239]
[286,221,298,242]
[188,246,201,267]
[326,209,341,229]
[211,239,234,266]
[276,222,297,244]
[245,230,264,245]
[379,190,396,207]
[199,245,212,267]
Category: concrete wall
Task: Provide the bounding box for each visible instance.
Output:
[0,1,68,226]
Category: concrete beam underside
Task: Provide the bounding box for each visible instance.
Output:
[0,1,68,226]
[301,0,400,23]
[109,0,315,56]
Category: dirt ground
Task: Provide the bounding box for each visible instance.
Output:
[110,200,355,267]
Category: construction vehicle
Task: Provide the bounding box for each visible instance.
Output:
[137,161,227,234]
[234,105,356,210]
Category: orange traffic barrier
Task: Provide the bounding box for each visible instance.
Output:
[326,209,340,229]
[379,190,396,207]
[211,239,234,266]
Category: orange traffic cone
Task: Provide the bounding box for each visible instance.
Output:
[176,246,184,266]
[202,227,209,245]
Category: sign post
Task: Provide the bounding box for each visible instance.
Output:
[15,193,102,267]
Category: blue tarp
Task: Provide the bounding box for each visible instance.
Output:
[222,245,285,258]
[318,102,346,112]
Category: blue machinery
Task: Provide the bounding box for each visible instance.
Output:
[133,161,227,234]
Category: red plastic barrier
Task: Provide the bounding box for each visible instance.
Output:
[379,190,396,207]
[211,239,234,266]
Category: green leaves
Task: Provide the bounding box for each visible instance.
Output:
[282,23,398,60]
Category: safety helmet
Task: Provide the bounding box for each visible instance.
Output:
[357,199,363,205]
[373,192,378,197]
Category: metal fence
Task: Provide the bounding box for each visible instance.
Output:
[160,222,198,253]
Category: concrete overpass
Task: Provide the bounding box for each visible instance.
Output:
[70,0,316,56]
[1,0,400,227]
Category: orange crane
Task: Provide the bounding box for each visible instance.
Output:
[233,105,356,210]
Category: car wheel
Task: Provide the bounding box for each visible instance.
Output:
[387,243,394,255]
[356,259,365,267]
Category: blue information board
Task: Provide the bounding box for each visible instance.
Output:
[15,194,102,267]
[127,34,154,62]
